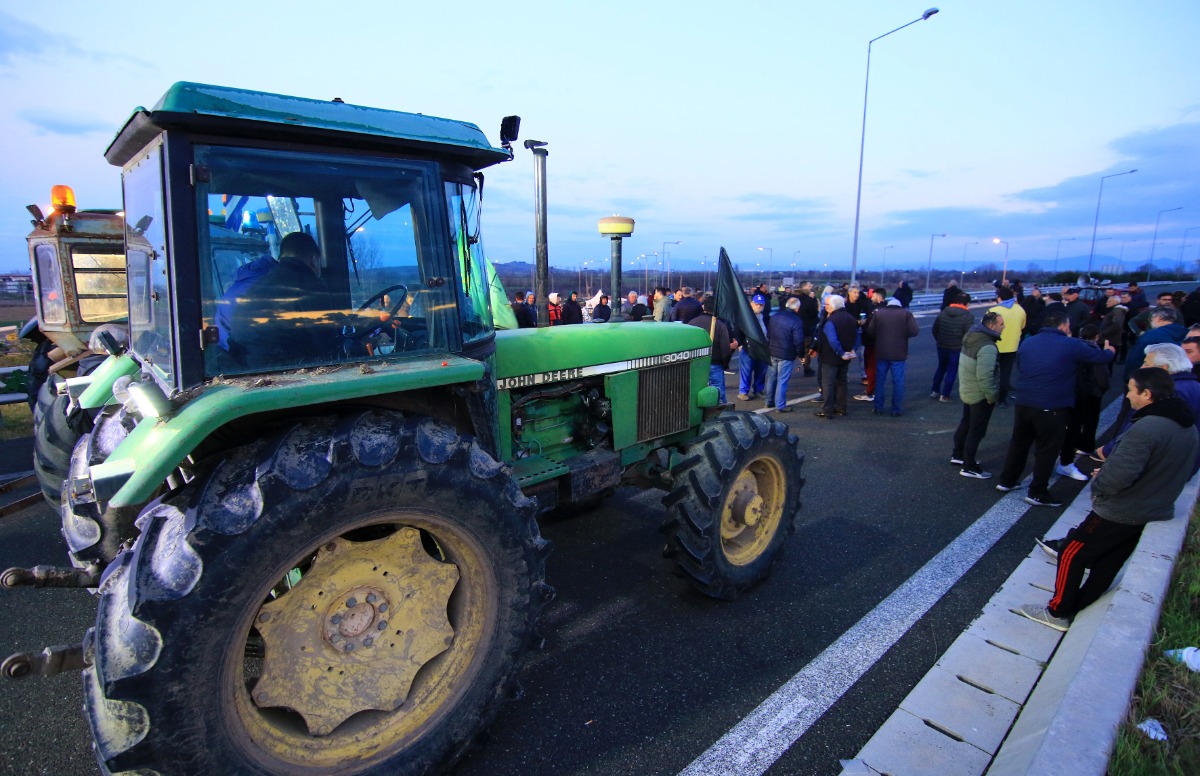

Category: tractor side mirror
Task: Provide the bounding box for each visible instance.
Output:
[500,116,521,146]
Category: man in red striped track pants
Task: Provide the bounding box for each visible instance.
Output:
[1017,367,1199,631]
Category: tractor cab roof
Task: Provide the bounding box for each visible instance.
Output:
[105,81,511,170]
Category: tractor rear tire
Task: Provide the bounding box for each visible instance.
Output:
[662,411,804,600]
[84,412,550,775]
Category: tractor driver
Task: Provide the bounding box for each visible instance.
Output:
[230,231,335,367]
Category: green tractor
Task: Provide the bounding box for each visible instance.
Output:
[2,83,804,775]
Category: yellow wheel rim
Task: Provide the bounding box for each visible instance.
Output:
[228,512,496,771]
[719,455,786,566]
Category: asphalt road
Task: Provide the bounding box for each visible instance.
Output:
[0,300,1140,776]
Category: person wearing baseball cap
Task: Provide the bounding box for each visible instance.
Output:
[737,294,770,401]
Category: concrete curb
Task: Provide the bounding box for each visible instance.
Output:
[988,473,1199,775]
[839,445,1199,775]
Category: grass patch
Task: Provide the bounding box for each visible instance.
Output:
[0,402,33,441]
[1110,507,1200,775]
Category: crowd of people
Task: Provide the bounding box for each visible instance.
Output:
[513,276,1200,632]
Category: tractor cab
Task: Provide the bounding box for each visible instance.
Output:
[25,185,125,361]
[107,82,509,397]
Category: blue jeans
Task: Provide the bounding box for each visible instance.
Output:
[709,364,727,404]
[765,358,795,408]
[874,359,907,414]
[932,347,961,398]
[738,349,768,396]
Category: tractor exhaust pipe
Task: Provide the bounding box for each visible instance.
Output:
[525,140,550,327]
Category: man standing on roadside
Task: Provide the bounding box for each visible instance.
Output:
[866,294,919,416]
[845,283,870,384]
[994,311,1115,506]
[652,286,673,322]
[796,281,819,376]
[764,296,806,413]
[512,291,536,328]
[930,291,975,401]
[855,286,886,402]
[1063,287,1090,335]
[736,293,770,401]
[1017,367,1198,631]
[813,294,857,418]
[1182,336,1200,377]
[952,311,1005,479]
[940,279,961,311]
[989,287,1026,407]
[670,286,702,324]
[622,290,639,318]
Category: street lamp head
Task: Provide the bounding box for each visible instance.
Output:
[992,238,1001,244]
[922,8,939,20]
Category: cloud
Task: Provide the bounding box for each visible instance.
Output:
[728,192,835,225]
[869,120,1200,256]
[18,108,110,136]
[0,12,49,66]
[0,11,151,71]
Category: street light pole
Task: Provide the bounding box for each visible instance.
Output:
[1119,240,1139,273]
[1147,207,1182,282]
[850,8,940,285]
[757,247,773,288]
[993,238,1010,284]
[961,241,978,287]
[881,245,894,287]
[1180,227,1200,272]
[1086,169,1138,279]
[662,240,681,289]
[924,233,946,293]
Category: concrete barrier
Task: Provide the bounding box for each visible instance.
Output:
[987,474,1199,775]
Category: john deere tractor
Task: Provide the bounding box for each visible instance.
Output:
[22,187,127,505]
[2,83,804,775]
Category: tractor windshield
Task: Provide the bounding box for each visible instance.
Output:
[190,146,464,378]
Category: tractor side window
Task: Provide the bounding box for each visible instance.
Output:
[33,244,66,325]
[72,247,127,323]
[123,143,173,385]
[195,146,458,377]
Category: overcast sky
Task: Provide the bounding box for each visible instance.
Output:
[3,1,1199,282]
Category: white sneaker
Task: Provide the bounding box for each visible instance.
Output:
[1055,462,1088,481]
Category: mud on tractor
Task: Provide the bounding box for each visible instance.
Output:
[2,83,805,775]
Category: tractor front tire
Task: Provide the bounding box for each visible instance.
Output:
[84,412,550,775]
[32,376,81,506]
[662,411,804,600]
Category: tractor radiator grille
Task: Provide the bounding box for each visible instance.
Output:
[637,362,691,442]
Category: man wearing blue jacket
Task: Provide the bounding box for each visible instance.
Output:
[764,296,807,413]
[995,311,1116,506]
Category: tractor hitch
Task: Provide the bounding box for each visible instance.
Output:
[3,633,93,679]
[1,564,101,589]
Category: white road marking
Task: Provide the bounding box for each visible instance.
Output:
[754,392,821,414]
[679,490,1035,776]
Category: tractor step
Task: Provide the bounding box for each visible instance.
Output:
[1,565,101,589]
[3,633,93,680]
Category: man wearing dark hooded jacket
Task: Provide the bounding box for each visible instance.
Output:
[930,292,975,401]
[1017,367,1198,631]
[560,292,584,324]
